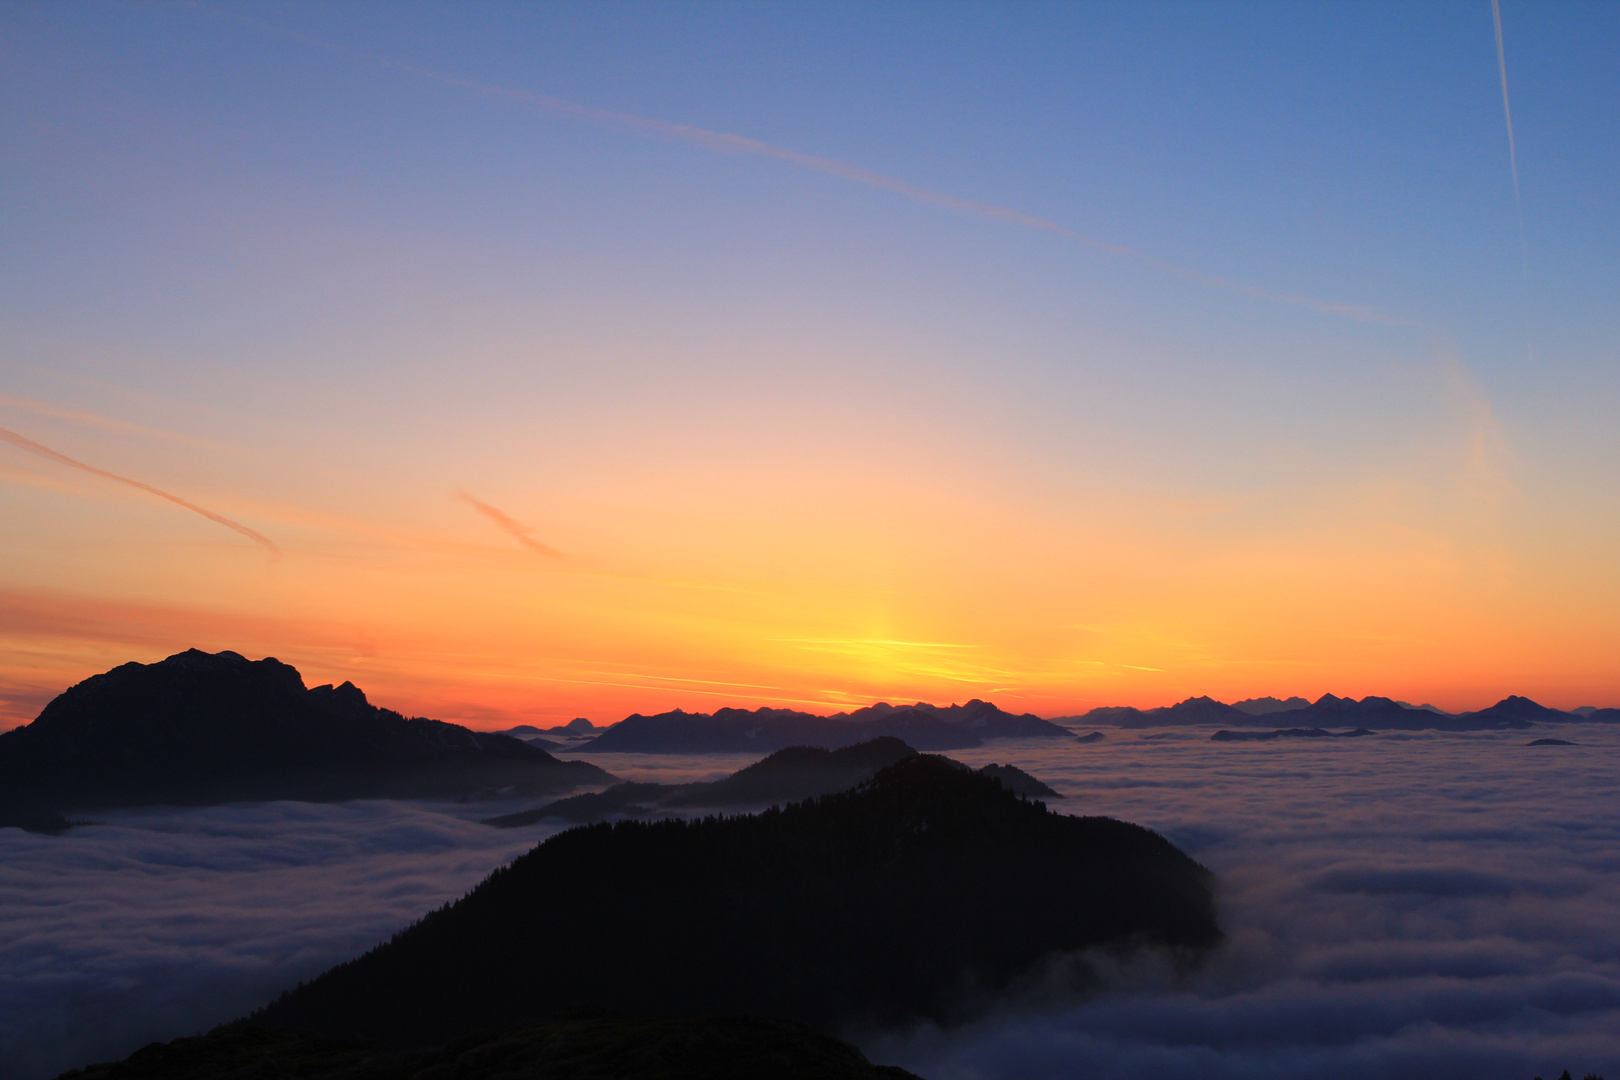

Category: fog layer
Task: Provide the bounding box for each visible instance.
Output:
[0,799,553,1080]
[5,729,1618,1080]
[871,726,1620,1080]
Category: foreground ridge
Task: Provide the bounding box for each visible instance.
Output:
[56,1016,924,1080]
[253,755,1220,1045]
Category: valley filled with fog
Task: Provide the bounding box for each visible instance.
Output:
[4,727,1618,1080]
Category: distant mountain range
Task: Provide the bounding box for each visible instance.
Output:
[574,699,1072,753]
[483,737,1062,828]
[1061,693,1620,731]
[9,647,1604,838]
[0,649,613,832]
[251,754,1219,1045]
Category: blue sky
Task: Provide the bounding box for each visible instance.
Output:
[2,2,1617,722]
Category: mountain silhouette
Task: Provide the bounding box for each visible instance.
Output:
[483,738,1063,827]
[578,699,1071,754]
[253,755,1219,1046]
[0,649,613,832]
[59,1016,923,1080]
[1064,693,1609,731]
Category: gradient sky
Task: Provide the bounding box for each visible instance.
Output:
[3,1,1618,728]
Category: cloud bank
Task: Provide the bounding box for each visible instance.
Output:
[0,799,553,1080]
[869,726,1620,1080]
[4,729,1618,1080]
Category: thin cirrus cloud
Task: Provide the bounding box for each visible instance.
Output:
[0,425,278,556]
[0,393,215,450]
[453,491,563,558]
[202,4,1417,328]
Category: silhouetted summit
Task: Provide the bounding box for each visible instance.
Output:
[0,649,612,830]
[579,699,1071,753]
[255,755,1219,1045]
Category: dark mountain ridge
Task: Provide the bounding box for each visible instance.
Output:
[1060,692,1619,731]
[0,649,613,831]
[253,755,1220,1046]
[579,698,1070,754]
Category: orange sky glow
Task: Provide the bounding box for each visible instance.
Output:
[3,4,1617,729]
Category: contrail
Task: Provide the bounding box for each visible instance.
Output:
[0,425,279,554]
[197,3,1416,328]
[1491,0,1529,271]
[455,492,563,558]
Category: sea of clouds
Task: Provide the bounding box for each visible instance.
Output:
[2,728,1617,1080]
[871,725,1620,1080]
[0,797,560,1080]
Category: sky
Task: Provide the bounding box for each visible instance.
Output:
[2,1,1618,729]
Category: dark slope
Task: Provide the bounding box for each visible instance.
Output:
[0,650,612,829]
[257,755,1219,1045]
[976,762,1062,798]
[59,1016,922,1080]
[579,699,1071,754]
[483,739,1065,827]
[484,781,675,827]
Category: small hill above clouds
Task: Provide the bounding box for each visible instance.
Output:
[254,755,1219,1046]
[577,699,1072,754]
[0,649,612,831]
[483,738,1065,827]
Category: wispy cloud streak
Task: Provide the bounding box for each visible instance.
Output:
[0,393,213,448]
[0,425,278,555]
[1491,0,1529,272]
[454,491,563,558]
[201,4,1415,327]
